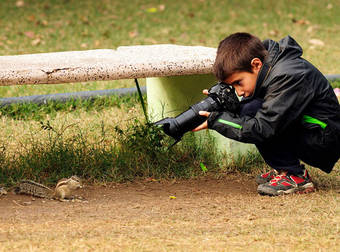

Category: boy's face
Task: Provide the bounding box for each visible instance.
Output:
[224,58,262,98]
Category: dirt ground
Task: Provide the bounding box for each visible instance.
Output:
[0,175,339,251]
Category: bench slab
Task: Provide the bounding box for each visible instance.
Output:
[0,45,216,85]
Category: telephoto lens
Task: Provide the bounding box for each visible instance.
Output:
[154,82,239,143]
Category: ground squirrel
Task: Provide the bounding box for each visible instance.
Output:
[14,175,83,201]
[54,176,83,200]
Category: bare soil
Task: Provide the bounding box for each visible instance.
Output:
[0,175,339,251]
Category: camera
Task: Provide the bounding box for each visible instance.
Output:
[154,82,240,143]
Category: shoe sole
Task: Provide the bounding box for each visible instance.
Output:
[295,182,315,194]
[258,182,315,196]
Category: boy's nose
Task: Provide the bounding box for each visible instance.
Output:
[235,88,244,97]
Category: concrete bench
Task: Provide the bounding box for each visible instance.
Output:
[0,45,254,156]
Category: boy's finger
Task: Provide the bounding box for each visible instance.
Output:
[199,111,210,117]
[202,89,209,95]
[192,121,208,132]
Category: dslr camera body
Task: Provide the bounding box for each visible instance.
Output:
[154,82,240,143]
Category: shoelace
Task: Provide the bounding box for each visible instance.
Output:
[262,170,277,178]
[269,174,287,184]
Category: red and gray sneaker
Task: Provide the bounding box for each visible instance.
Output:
[257,169,315,196]
[255,169,278,185]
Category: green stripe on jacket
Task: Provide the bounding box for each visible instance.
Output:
[302,115,327,129]
[217,119,243,129]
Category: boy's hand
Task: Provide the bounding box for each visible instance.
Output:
[192,111,210,132]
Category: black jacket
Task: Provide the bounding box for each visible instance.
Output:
[208,36,340,171]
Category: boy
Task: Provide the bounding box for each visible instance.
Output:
[194,32,340,196]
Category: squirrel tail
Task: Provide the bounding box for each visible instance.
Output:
[15,180,53,198]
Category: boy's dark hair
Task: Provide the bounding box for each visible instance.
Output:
[213,32,267,81]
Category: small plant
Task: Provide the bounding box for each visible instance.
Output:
[112,119,222,180]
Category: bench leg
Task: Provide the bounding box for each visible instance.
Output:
[146,74,255,158]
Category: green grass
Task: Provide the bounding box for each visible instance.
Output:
[0,0,339,185]
[0,0,339,97]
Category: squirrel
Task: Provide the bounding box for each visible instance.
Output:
[14,175,83,201]
[53,176,83,200]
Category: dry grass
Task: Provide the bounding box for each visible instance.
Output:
[0,103,142,156]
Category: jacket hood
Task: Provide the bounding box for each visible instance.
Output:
[246,36,303,100]
[263,36,303,66]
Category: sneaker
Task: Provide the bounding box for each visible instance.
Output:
[255,169,278,185]
[257,169,315,196]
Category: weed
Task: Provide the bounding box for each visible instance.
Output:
[111,119,223,181]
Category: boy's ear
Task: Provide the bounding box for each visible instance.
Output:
[251,58,263,72]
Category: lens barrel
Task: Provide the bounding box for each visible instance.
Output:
[154,96,219,140]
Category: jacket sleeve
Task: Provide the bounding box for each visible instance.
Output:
[207,72,314,144]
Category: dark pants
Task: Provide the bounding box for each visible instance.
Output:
[239,98,339,174]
